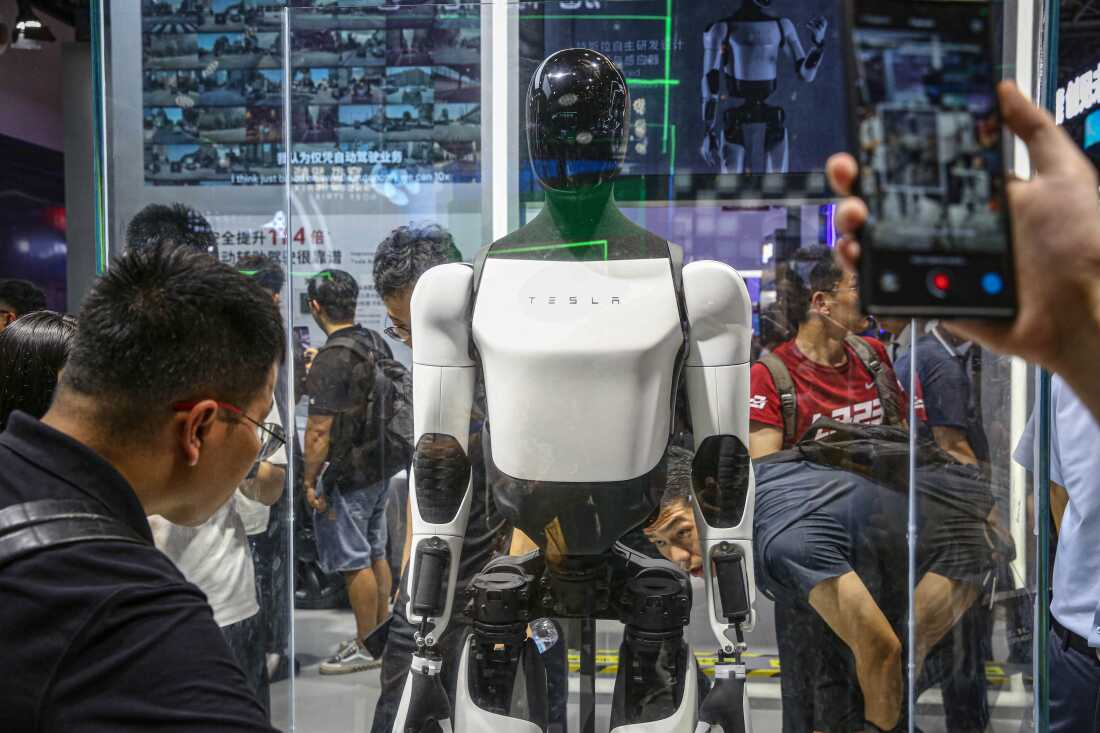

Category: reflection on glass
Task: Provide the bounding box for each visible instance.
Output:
[94,1,1042,731]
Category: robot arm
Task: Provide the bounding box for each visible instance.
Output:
[404,262,477,645]
[781,16,827,82]
[682,261,756,653]
[701,22,726,164]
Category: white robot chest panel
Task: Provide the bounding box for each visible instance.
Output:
[728,20,781,81]
[472,257,684,484]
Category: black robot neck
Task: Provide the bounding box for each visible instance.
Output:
[733,2,774,21]
[543,183,618,241]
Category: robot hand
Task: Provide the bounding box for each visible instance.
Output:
[701,129,722,166]
[807,16,828,46]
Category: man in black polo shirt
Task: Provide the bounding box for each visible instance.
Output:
[0,246,284,731]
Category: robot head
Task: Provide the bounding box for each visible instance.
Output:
[526,48,629,193]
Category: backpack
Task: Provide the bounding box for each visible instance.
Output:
[758,334,903,446]
[320,329,414,487]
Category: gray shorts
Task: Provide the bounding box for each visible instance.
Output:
[314,476,389,574]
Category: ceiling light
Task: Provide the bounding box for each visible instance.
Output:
[12,3,54,50]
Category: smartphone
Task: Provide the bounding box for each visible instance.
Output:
[293,325,311,353]
[845,0,1016,318]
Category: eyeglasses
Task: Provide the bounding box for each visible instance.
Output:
[383,316,410,342]
[172,401,286,462]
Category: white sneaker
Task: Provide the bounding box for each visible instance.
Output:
[319,639,382,675]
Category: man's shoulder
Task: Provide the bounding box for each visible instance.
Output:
[913,334,960,372]
[5,536,199,600]
[0,544,275,732]
[0,540,208,671]
[766,339,800,365]
[321,327,391,361]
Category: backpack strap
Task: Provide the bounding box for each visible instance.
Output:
[324,334,381,368]
[845,334,903,426]
[0,499,146,571]
[759,353,798,446]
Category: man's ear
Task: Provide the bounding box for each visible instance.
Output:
[177,400,219,467]
[811,290,830,314]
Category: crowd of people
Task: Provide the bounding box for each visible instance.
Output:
[0,82,1099,732]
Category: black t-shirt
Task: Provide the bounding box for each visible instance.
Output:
[306,325,393,487]
[0,412,274,733]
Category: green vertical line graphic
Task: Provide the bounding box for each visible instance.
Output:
[90,0,109,274]
[669,123,678,178]
[662,0,673,153]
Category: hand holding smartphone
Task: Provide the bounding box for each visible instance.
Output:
[844,0,1016,318]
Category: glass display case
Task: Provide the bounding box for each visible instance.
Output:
[92,1,1058,730]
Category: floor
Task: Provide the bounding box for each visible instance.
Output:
[271,589,1035,732]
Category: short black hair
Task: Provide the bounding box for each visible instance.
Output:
[373,224,462,300]
[774,246,845,333]
[758,300,792,350]
[126,203,218,257]
[237,253,285,296]
[661,446,694,509]
[307,269,358,323]
[0,311,77,431]
[0,279,48,317]
[62,247,285,438]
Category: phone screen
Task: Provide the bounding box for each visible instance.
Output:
[849,0,1015,317]
[293,326,311,353]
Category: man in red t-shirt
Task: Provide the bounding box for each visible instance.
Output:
[751,334,911,447]
[749,247,967,733]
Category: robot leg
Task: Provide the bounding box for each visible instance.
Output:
[609,563,697,732]
[454,560,547,733]
[721,106,748,174]
[763,104,789,174]
[697,660,752,733]
[393,651,454,733]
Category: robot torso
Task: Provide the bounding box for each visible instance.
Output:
[470,253,686,556]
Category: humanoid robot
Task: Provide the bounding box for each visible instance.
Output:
[393,49,756,733]
[701,0,828,173]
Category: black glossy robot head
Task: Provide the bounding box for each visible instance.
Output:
[526,48,629,192]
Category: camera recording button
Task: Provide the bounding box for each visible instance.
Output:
[927,271,950,298]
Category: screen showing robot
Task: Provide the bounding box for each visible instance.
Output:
[524,0,851,192]
[852,1,1009,253]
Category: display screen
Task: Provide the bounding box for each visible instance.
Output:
[1054,55,1100,174]
[522,0,851,199]
[852,0,1009,253]
[140,0,482,187]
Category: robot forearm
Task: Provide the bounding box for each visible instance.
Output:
[701,22,725,132]
[798,43,825,82]
[702,72,721,130]
[682,261,757,653]
[404,263,479,642]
